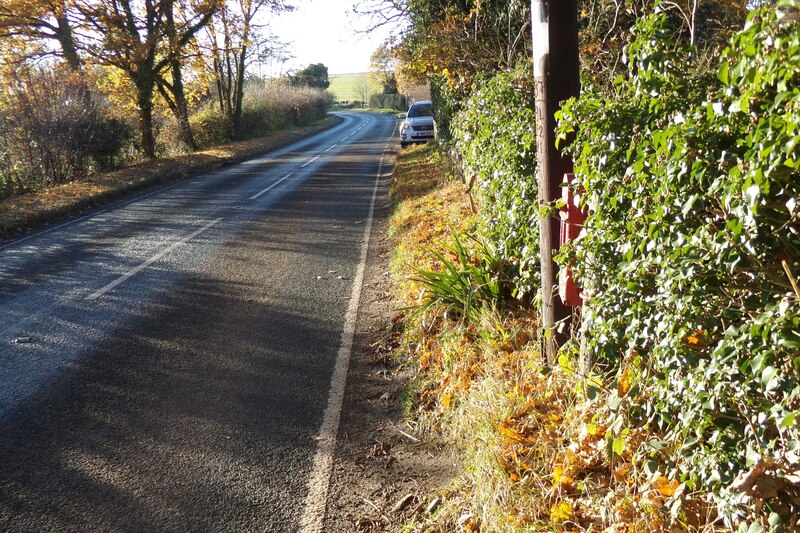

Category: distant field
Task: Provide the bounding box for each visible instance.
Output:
[328,72,379,102]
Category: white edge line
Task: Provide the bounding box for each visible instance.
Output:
[85,218,223,300]
[250,173,293,200]
[298,153,386,533]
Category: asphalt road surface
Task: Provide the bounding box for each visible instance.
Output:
[0,111,397,532]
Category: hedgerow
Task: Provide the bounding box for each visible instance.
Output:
[557,2,800,525]
[452,67,540,298]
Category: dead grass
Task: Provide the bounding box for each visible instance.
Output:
[0,116,342,239]
[387,144,712,532]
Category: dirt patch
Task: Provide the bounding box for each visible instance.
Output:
[0,116,342,240]
[324,165,457,532]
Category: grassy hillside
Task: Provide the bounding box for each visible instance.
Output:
[328,72,378,102]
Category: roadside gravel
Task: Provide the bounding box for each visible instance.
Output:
[323,152,457,532]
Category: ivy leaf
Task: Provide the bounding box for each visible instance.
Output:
[718,61,730,85]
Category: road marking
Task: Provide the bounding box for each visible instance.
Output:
[324,143,338,153]
[85,218,223,300]
[299,150,387,533]
[250,173,293,200]
[300,155,321,169]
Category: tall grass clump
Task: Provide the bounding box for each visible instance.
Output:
[409,232,513,325]
[238,81,332,138]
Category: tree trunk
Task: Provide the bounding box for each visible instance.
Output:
[232,44,247,135]
[171,58,197,150]
[55,14,82,72]
[136,79,156,159]
[165,3,197,150]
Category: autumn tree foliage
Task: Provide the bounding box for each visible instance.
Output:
[199,0,293,136]
[78,0,218,158]
[0,0,83,71]
[0,0,314,194]
[287,62,331,89]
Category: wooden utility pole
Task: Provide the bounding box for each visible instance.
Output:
[531,0,580,363]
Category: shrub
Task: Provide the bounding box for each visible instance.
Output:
[88,116,135,171]
[189,82,330,147]
[429,75,460,143]
[557,4,800,523]
[452,66,539,298]
[0,68,103,196]
[190,107,233,148]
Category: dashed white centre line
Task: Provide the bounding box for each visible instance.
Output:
[300,155,321,169]
[85,218,223,300]
[250,173,294,200]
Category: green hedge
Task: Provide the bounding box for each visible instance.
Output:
[557,2,800,522]
[452,66,539,298]
[369,93,407,111]
[191,85,331,148]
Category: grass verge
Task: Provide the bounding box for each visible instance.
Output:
[388,144,705,532]
[0,115,342,239]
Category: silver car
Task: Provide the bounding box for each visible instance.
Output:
[399,100,435,147]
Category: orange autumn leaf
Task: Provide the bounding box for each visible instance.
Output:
[617,368,631,397]
[498,423,525,443]
[612,464,631,483]
[553,464,574,489]
[654,476,679,497]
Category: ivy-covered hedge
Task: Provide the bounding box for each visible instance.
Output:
[558,2,800,522]
[452,67,540,297]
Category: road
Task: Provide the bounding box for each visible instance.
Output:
[0,111,397,532]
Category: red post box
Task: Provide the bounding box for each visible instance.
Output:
[559,173,587,306]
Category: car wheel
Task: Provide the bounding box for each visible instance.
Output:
[400,142,409,148]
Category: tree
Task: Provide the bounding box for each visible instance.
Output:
[202,0,293,135]
[368,41,397,93]
[0,0,83,72]
[287,63,330,89]
[352,73,371,105]
[388,0,532,92]
[578,0,749,87]
[80,0,217,158]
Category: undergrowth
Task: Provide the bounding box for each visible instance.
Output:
[389,143,722,532]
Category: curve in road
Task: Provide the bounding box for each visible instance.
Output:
[0,111,397,532]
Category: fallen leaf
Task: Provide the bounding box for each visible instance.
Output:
[654,476,679,497]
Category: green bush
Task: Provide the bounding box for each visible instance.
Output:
[429,75,460,143]
[557,3,800,522]
[190,107,233,148]
[88,116,134,171]
[452,66,539,298]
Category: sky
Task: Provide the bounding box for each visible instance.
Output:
[267,0,396,75]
